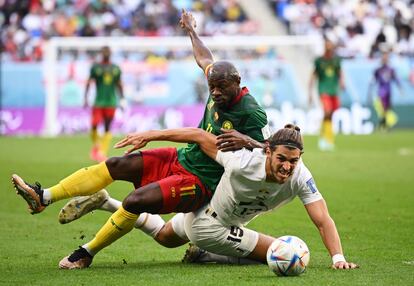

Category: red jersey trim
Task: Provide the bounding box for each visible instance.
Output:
[230,87,249,106]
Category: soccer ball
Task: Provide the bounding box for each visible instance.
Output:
[266,235,310,276]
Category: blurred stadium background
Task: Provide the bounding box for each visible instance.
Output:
[1,0,414,137]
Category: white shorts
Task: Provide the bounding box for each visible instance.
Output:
[171,205,259,257]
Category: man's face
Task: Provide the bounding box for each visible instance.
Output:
[382,53,389,65]
[102,47,111,61]
[207,77,239,109]
[325,40,335,54]
[266,145,301,184]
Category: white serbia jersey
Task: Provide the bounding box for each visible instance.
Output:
[211,148,323,227]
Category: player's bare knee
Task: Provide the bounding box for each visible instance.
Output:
[155,224,187,248]
[123,186,162,214]
[154,225,172,247]
[105,153,142,181]
[122,191,143,213]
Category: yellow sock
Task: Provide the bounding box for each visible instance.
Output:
[324,120,334,144]
[49,162,113,202]
[91,129,100,147]
[321,119,334,144]
[85,206,138,255]
[100,132,112,156]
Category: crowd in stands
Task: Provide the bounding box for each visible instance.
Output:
[4,0,414,61]
[1,0,255,61]
[270,0,414,58]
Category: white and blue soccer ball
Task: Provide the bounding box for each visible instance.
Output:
[266,235,310,276]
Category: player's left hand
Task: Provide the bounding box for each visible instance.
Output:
[114,133,149,154]
[179,8,196,32]
[331,261,359,270]
[216,128,251,152]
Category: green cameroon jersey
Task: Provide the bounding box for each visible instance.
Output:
[177,87,269,192]
[314,56,341,96]
[90,63,121,107]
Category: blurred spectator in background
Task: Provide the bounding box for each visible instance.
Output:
[369,51,403,131]
[309,39,343,151]
[270,0,414,58]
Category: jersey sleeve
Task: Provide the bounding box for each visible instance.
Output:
[242,108,270,141]
[215,150,235,168]
[296,163,323,205]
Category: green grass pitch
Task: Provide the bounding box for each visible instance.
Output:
[0,131,413,285]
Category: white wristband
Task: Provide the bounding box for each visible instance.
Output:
[332,254,346,264]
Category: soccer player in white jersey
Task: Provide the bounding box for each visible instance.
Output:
[58,124,358,270]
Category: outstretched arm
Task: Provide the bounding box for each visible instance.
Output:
[305,199,359,269]
[114,128,218,159]
[217,129,265,151]
[179,9,214,72]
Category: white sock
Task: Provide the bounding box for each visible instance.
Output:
[134,213,165,238]
[42,189,52,205]
[100,197,122,212]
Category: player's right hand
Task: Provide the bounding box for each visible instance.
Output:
[217,128,250,152]
[179,8,196,32]
[114,133,149,154]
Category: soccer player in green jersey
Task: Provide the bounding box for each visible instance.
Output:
[85,46,124,162]
[12,9,270,268]
[309,39,344,151]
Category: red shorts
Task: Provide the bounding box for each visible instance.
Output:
[91,107,116,127]
[320,94,340,113]
[140,147,212,213]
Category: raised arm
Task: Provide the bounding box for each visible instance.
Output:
[305,199,359,269]
[114,128,218,159]
[179,9,214,72]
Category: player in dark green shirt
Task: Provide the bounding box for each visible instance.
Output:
[85,46,124,162]
[309,39,343,151]
[12,9,270,269]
